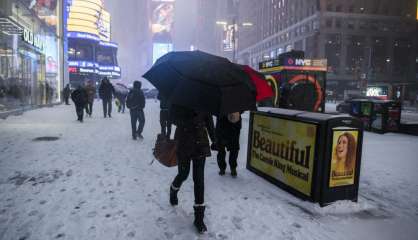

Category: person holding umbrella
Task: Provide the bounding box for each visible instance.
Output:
[169,104,215,233]
[98,77,115,118]
[114,83,129,114]
[143,50,257,234]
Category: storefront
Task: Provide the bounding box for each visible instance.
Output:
[0,0,64,114]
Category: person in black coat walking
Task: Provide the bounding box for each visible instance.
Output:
[126,81,146,140]
[99,77,115,118]
[158,93,172,138]
[63,84,71,105]
[169,104,215,234]
[71,86,88,122]
[115,91,127,113]
[215,112,242,177]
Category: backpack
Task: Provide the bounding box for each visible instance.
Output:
[126,91,135,109]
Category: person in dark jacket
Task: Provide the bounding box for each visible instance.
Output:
[63,84,71,105]
[215,113,242,177]
[71,86,88,122]
[84,80,96,117]
[169,104,215,234]
[115,91,127,113]
[126,81,146,140]
[98,77,115,118]
[158,93,172,138]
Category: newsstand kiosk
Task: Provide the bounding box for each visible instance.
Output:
[350,99,401,133]
[258,51,327,113]
[247,108,363,206]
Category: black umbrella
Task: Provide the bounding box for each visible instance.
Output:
[143,51,256,115]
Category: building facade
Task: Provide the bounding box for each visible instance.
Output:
[237,0,417,99]
[66,0,121,87]
[195,0,219,54]
[0,0,65,115]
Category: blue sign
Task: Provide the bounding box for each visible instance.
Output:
[67,32,101,42]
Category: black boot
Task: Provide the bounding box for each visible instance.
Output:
[231,168,237,178]
[170,185,178,206]
[193,205,207,233]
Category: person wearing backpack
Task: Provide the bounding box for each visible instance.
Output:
[126,81,146,140]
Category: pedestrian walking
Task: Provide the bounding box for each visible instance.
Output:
[98,77,115,118]
[169,104,215,234]
[70,86,88,122]
[115,91,127,113]
[215,112,242,177]
[63,84,71,105]
[158,93,172,138]
[84,80,96,117]
[126,81,145,140]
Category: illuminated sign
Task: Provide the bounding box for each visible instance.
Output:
[22,28,44,51]
[249,113,317,196]
[69,67,78,73]
[329,129,359,187]
[67,0,112,41]
[366,86,389,100]
[223,24,234,52]
[151,0,175,43]
[23,0,58,27]
[67,31,100,41]
[99,41,118,48]
[68,61,98,68]
[259,58,328,72]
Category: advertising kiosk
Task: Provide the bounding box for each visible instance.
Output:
[258,52,327,113]
[247,108,363,206]
[350,99,401,133]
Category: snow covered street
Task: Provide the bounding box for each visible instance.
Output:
[1,100,418,240]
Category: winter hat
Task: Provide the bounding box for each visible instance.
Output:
[133,81,141,89]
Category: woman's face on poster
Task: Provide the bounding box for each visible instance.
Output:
[336,135,348,160]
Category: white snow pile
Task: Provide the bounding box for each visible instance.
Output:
[0,100,417,240]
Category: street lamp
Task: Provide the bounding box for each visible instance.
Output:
[216,20,253,63]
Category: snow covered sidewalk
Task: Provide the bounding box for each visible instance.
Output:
[1,100,417,240]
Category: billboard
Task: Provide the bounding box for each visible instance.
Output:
[67,0,111,41]
[153,43,173,63]
[151,0,175,43]
[23,0,58,27]
[222,24,234,52]
[249,114,317,196]
[329,129,359,187]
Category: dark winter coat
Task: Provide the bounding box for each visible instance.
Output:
[63,85,71,98]
[98,81,115,100]
[71,88,88,107]
[85,85,96,103]
[158,93,169,109]
[115,91,128,104]
[126,88,145,110]
[215,115,242,151]
[170,105,214,158]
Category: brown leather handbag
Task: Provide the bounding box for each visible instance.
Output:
[153,134,177,167]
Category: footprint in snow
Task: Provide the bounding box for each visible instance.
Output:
[87,211,97,218]
[127,231,136,238]
[28,210,39,216]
